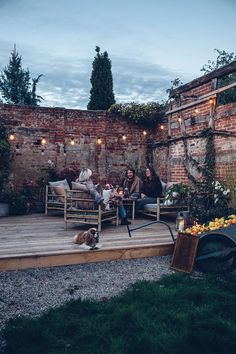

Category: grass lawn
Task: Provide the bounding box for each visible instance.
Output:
[3,272,236,354]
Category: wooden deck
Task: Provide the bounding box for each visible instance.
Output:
[0,214,176,271]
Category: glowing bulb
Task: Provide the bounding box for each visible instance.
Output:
[122,135,127,141]
[97,138,102,144]
[195,108,199,113]
[9,133,15,141]
[178,117,182,123]
[160,125,164,130]
[70,138,75,146]
[41,137,46,145]
[143,130,147,136]
[209,98,213,104]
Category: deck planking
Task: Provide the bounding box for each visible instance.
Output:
[0,214,176,271]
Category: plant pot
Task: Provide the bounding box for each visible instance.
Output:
[0,202,9,217]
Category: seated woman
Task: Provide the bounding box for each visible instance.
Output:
[76,168,104,206]
[119,168,142,199]
[136,165,163,212]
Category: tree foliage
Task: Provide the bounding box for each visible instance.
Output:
[108,102,165,127]
[201,49,236,74]
[0,46,43,106]
[201,49,236,104]
[87,46,115,110]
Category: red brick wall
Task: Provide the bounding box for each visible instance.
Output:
[157,78,236,186]
[0,104,149,188]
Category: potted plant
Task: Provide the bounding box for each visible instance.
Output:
[165,183,190,206]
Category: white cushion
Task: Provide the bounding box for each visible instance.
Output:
[103,189,112,210]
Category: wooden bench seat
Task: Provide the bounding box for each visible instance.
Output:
[64,190,119,232]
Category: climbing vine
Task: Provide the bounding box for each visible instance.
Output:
[183,128,232,222]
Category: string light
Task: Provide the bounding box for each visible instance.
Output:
[209,98,214,104]
[70,138,75,146]
[97,138,102,144]
[143,130,147,136]
[9,133,15,141]
[160,125,164,130]
[194,107,199,114]
[122,135,127,141]
[41,137,46,145]
[178,117,182,123]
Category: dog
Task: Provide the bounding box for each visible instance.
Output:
[73,227,99,249]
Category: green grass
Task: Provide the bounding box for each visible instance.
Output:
[3,273,236,354]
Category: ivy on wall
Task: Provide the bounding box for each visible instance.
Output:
[108,102,165,127]
[182,128,232,222]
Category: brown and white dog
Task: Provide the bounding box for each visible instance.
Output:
[73,228,99,249]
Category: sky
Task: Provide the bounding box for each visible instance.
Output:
[0,0,235,109]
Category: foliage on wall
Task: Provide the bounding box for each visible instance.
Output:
[108,101,165,127]
[182,128,233,222]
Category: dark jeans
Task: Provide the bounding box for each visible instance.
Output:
[136,197,156,211]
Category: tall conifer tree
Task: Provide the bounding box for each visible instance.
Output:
[0,46,43,106]
[87,46,115,110]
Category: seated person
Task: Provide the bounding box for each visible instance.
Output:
[103,184,131,225]
[119,168,142,199]
[76,168,104,206]
[136,165,163,212]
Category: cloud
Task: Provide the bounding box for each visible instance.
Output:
[0,41,193,110]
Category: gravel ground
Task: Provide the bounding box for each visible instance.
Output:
[0,256,175,353]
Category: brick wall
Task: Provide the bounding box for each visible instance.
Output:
[0,104,150,188]
[155,65,236,186]
[1,65,235,193]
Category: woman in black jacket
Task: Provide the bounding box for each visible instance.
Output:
[136,166,163,211]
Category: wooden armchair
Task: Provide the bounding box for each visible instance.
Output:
[139,182,190,220]
[64,190,119,232]
[140,197,189,220]
[45,184,65,215]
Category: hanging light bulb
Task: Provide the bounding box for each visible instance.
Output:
[97,137,102,144]
[143,130,147,136]
[122,135,127,141]
[41,137,46,145]
[70,138,75,146]
[178,117,182,123]
[9,133,15,141]
[160,125,164,130]
[209,98,214,104]
[195,107,199,114]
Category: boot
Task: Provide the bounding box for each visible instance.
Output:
[121,218,131,225]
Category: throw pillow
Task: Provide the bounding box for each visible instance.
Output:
[103,189,112,210]
[53,185,66,203]
[71,181,87,191]
[49,179,70,194]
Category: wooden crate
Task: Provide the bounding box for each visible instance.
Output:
[171,232,199,273]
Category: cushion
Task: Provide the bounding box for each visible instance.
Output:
[160,180,167,197]
[103,189,112,210]
[143,204,157,212]
[53,185,66,203]
[49,179,70,193]
[71,181,87,191]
